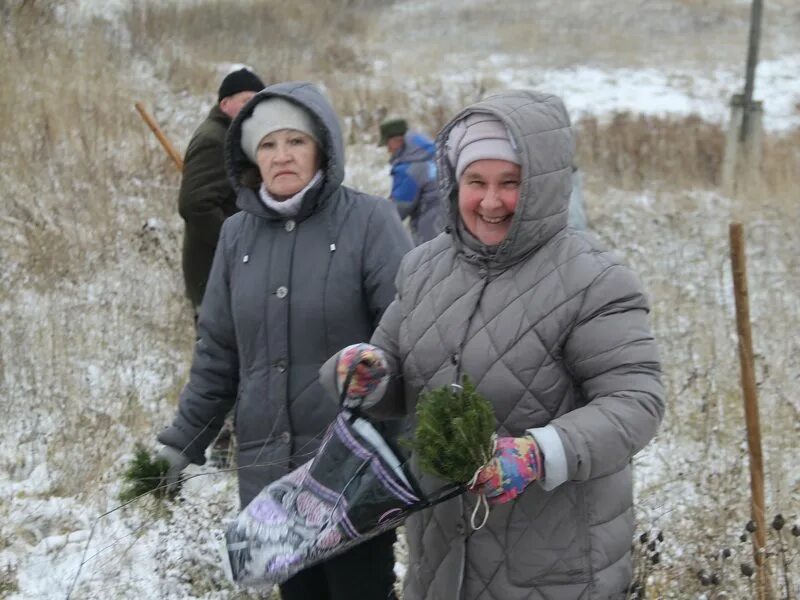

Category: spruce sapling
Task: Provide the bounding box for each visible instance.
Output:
[119,444,171,503]
[409,376,495,484]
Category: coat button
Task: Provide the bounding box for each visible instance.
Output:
[280,431,291,444]
[276,286,288,298]
[275,359,287,373]
[456,522,465,535]
[285,220,296,232]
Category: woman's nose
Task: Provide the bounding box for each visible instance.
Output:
[481,185,502,208]
[274,143,291,162]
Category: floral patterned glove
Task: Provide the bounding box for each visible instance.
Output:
[335,343,389,408]
[469,435,543,505]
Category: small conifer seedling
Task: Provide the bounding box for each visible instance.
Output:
[408,376,495,484]
[119,444,171,503]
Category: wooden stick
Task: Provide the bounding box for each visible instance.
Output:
[134,102,184,172]
[729,222,773,600]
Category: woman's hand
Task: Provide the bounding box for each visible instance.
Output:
[157,445,191,495]
[469,436,543,505]
[336,343,389,408]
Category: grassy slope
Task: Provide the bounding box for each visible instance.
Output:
[0,0,798,597]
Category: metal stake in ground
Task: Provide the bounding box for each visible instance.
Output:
[134,102,184,172]
[729,222,774,600]
[740,0,764,142]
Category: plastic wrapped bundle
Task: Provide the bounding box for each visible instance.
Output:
[224,410,444,587]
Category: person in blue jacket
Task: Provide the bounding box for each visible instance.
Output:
[380,118,445,245]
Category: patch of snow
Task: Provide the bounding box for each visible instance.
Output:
[69,0,129,22]
[482,53,800,131]
[394,561,407,579]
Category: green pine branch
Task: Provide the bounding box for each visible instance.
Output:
[407,376,495,484]
[119,444,171,503]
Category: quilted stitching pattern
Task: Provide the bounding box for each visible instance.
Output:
[382,91,663,600]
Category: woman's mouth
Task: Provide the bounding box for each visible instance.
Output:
[479,214,510,225]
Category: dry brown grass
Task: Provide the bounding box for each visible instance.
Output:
[119,0,499,148]
[576,113,726,188]
[368,0,766,70]
[123,0,386,96]
[1,2,191,500]
[0,1,172,286]
[761,128,800,197]
[583,179,800,598]
[576,113,800,214]
[1,1,798,596]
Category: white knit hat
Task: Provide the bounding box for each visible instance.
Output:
[241,97,322,162]
[446,113,519,180]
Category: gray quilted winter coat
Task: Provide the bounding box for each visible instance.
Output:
[158,82,413,507]
[367,91,665,599]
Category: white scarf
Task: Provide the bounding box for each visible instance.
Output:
[258,170,323,216]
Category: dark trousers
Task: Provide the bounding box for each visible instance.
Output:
[279,530,397,600]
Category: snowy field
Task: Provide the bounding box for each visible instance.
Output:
[1,0,799,598]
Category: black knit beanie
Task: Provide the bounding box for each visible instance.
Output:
[217,68,265,102]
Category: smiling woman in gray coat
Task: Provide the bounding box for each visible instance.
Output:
[157,81,412,599]
[327,90,665,599]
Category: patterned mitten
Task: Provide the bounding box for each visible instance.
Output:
[469,436,543,505]
[335,343,389,408]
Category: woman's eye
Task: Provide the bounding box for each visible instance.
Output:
[259,141,274,150]
[289,137,305,145]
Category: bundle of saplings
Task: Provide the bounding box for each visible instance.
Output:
[407,376,496,484]
[119,444,171,503]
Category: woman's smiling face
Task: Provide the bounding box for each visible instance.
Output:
[457,159,521,246]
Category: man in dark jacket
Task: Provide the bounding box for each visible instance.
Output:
[177,67,264,466]
[178,67,265,312]
[380,118,444,245]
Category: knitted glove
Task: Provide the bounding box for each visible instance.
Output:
[156,445,191,494]
[335,343,389,409]
[469,435,543,505]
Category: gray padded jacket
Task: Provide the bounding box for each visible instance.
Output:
[159,82,413,507]
[366,91,664,599]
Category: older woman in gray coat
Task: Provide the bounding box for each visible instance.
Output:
[157,81,412,599]
[327,90,665,599]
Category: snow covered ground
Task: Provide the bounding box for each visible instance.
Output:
[486,53,800,131]
[2,1,799,598]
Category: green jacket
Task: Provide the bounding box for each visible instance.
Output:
[178,105,239,308]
